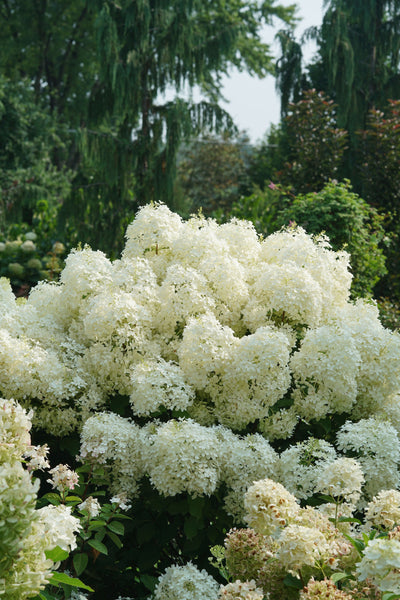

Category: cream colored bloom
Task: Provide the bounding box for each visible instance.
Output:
[244,478,300,535]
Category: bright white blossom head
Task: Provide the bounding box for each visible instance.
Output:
[37,504,81,552]
[355,537,400,594]
[78,496,101,518]
[276,524,330,572]
[315,457,364,503]
[365,489,400,530]
[153,562,219,600]
[244,478,300,535]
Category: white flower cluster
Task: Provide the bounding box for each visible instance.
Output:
[336,417,400,500]
[278,438,338,500]
[356,537,400,594]
[0,398,80,599]
[219,580,264,600]
[235,478,355,589]
[0,204,399,504]
[80,413,278,520]
[153,562,219,600]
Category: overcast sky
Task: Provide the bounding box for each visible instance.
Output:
[220,0,324,143]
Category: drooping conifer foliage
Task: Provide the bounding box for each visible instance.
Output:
[0,0,296,255]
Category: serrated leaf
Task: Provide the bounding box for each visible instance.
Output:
[45,546,69,562]
[107,520,124,535]
[88,538,108,554]
[50,572,94,591]
[73,553,89,576]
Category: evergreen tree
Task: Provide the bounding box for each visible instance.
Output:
[276,0,400,137]
[1,0,296,255]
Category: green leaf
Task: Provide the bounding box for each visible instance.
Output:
[106,530,123,549]
[87,519,107,530]
[184,516,200,540]
[283,574,303,589]
[137,521,156,544]
[42,493,61,505]
[45,546,69,562]
[187,496,205,518]
[337,516,362,525]
[343,533,365,556]
[50,572,94,591]
[331,572,349,584]
[65,495,82,504]
[88,538,108,555]
[107,520,124,535]
[73,553,88,577]
[140,574,158,592]
[382,593,400,600]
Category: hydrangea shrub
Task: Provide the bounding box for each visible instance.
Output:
[1,204,400,597]
[0,399,80,599]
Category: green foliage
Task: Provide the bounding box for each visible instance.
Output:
[0,76,71,228]
[359,101,400,215]
[228,185,286,237]
[0,1,98,123]
[377,298,400,332]
[279,90,348,194]
[177,132,250,217]
[0,201,68,295]
[244,124,289,192]
[275,180,387,298]
[358,100,400,299]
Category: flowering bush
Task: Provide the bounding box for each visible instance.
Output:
[212,475,400,600]
[1,204,400,597]
[0,398,81,599]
